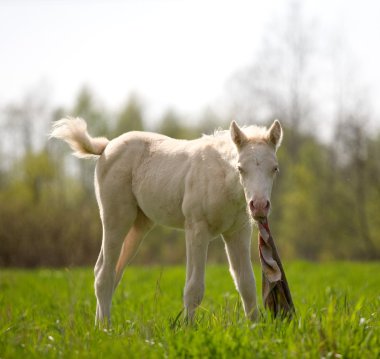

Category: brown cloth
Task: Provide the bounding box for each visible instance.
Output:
[258,218,295,318]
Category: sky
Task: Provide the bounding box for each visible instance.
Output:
[1,0,380,128]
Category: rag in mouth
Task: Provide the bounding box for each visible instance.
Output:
[258,217,295,318]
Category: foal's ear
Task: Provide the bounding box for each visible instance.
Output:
[267,120,283,150]
[230,121,248,148]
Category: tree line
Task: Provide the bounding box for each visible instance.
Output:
[0,84,379,267]
[1,3,379,266]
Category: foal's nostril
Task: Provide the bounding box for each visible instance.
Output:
[249,200,255,212]
[265,200,270,210]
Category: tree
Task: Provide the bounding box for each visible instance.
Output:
[230,3,317,159]
[333,115,379,259]
[70,87,109,195]
[3,89,49,160]
[114,94,145,136]
[72,86,109,136]
[330,37,380,259]
[157,109,198,139]
[197,108,226,135]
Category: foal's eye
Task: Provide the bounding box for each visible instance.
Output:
[273,166,280,174]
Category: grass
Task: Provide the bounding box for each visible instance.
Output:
[0,262,379,358]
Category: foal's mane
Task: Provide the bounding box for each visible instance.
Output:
[204,125,269,143]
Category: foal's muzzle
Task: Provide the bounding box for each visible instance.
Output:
[249,198,270,220]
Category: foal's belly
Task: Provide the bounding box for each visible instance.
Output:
[133,177,186,229]
[137,196,185,229]
[131,146,190,229]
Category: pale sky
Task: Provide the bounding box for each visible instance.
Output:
[1,0,380,127]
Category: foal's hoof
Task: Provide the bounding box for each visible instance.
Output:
[95,316,111,329]
[248,307,259,322]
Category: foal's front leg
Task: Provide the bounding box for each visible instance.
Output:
[184,221,211,322]
[223,224,258,320]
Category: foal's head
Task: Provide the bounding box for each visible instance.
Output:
[230,120,283,221]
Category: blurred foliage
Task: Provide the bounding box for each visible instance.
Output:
[0,87,379,268]
[1,4,379,267]
[114,94,144,136]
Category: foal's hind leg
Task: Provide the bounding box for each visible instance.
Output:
[94,193,137,326]
[114,209,154,288]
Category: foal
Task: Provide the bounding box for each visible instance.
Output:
[51,118,283,325]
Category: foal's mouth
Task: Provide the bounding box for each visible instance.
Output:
[250,208,272,223]
[252,215,267,222]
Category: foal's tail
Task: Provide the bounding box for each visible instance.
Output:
[50,117,109,159]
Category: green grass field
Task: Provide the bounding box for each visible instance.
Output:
[0,262,379,358]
